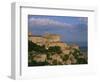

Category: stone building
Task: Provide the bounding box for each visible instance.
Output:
[43,33,60,42]
[28,35,46,46]
[47,41,67,50]
[28,32,68,49]
[28,32,79,53]
[33,54,47,62]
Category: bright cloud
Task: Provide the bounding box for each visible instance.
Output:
[29,17,73,28]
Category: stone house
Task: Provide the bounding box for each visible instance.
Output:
[33,54,47,62]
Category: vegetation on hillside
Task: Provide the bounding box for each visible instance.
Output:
[28,40,87,66]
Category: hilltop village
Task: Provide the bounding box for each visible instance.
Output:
[28,32,87,66]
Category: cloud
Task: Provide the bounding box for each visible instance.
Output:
[29,17,73,28]
[28,17,88,34]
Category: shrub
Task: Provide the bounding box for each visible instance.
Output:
[62,55,69,61]
[48,46,62,54]
[77,58,87,64]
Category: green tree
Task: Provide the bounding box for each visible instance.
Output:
[77,58,87,64]
[28,40,47,53]
[62,55,69,61]
[48,46,62,54]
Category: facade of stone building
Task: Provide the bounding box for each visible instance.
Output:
[43,33,60,42]
[33,54,47,62]
[28,32,79,54]
[28,35,46,46]
[47,41,67,49]
[28,32,68,49]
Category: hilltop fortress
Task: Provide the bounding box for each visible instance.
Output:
[28,32,84,65]
[28,32,79,51]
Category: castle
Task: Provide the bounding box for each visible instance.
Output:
[28,32,80,65]
[28,32,70,50]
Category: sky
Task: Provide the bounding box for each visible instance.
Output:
[28,15,88,46]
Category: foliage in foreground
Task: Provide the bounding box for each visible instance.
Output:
[28,40,87,66]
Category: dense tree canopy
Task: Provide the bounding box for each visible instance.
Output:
[28,40,47,53]
[48,46,62,54]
